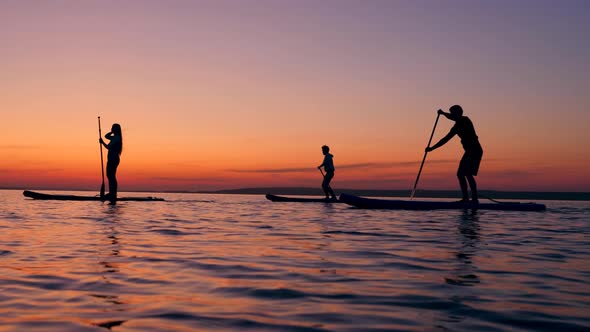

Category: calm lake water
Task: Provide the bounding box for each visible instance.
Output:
[1,189,589,331]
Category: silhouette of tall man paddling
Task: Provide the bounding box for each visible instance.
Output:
[426,105,483,203]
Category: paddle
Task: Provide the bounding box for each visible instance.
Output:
[98,116,105,199]
[410,111,441,199]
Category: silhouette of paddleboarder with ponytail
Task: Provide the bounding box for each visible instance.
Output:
[99,123,123,204]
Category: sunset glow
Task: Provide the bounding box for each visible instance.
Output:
[1,1,588,192]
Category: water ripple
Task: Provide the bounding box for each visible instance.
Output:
[0,190,589,331]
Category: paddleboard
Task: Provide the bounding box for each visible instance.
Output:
[339,193,545,211]
[23,190,165,202]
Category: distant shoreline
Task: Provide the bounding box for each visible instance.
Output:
[5,187,590,201]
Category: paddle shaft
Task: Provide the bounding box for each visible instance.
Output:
[319,168,325,178]
[98,117,105,198]
[410,113,440,199]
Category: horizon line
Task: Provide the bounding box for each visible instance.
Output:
[4,186,590,195]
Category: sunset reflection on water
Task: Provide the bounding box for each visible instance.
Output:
[1,190,589,331]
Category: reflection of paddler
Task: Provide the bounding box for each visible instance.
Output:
[99,123,123,204]
[426,105,483,203]
[317,145,337,201]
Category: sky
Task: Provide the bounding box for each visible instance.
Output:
[1,0,589,192]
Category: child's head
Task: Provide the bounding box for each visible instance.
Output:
[322,145,330,154]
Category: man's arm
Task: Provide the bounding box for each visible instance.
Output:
[426,130,455,152]
[436,109,454,120]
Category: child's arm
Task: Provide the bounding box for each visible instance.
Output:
[318,156,326,169]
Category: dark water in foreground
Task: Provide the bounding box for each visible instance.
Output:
[1,190,589,331]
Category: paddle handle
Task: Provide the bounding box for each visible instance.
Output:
[98,116,105,198]
[410,112,440,199]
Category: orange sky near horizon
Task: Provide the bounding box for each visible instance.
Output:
[1,1,589,192]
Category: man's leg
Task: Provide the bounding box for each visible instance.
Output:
[457,174,469,201]
[457,154,470,202]
[467,175,478,203]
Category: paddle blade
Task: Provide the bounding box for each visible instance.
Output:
[100,183,105,199]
